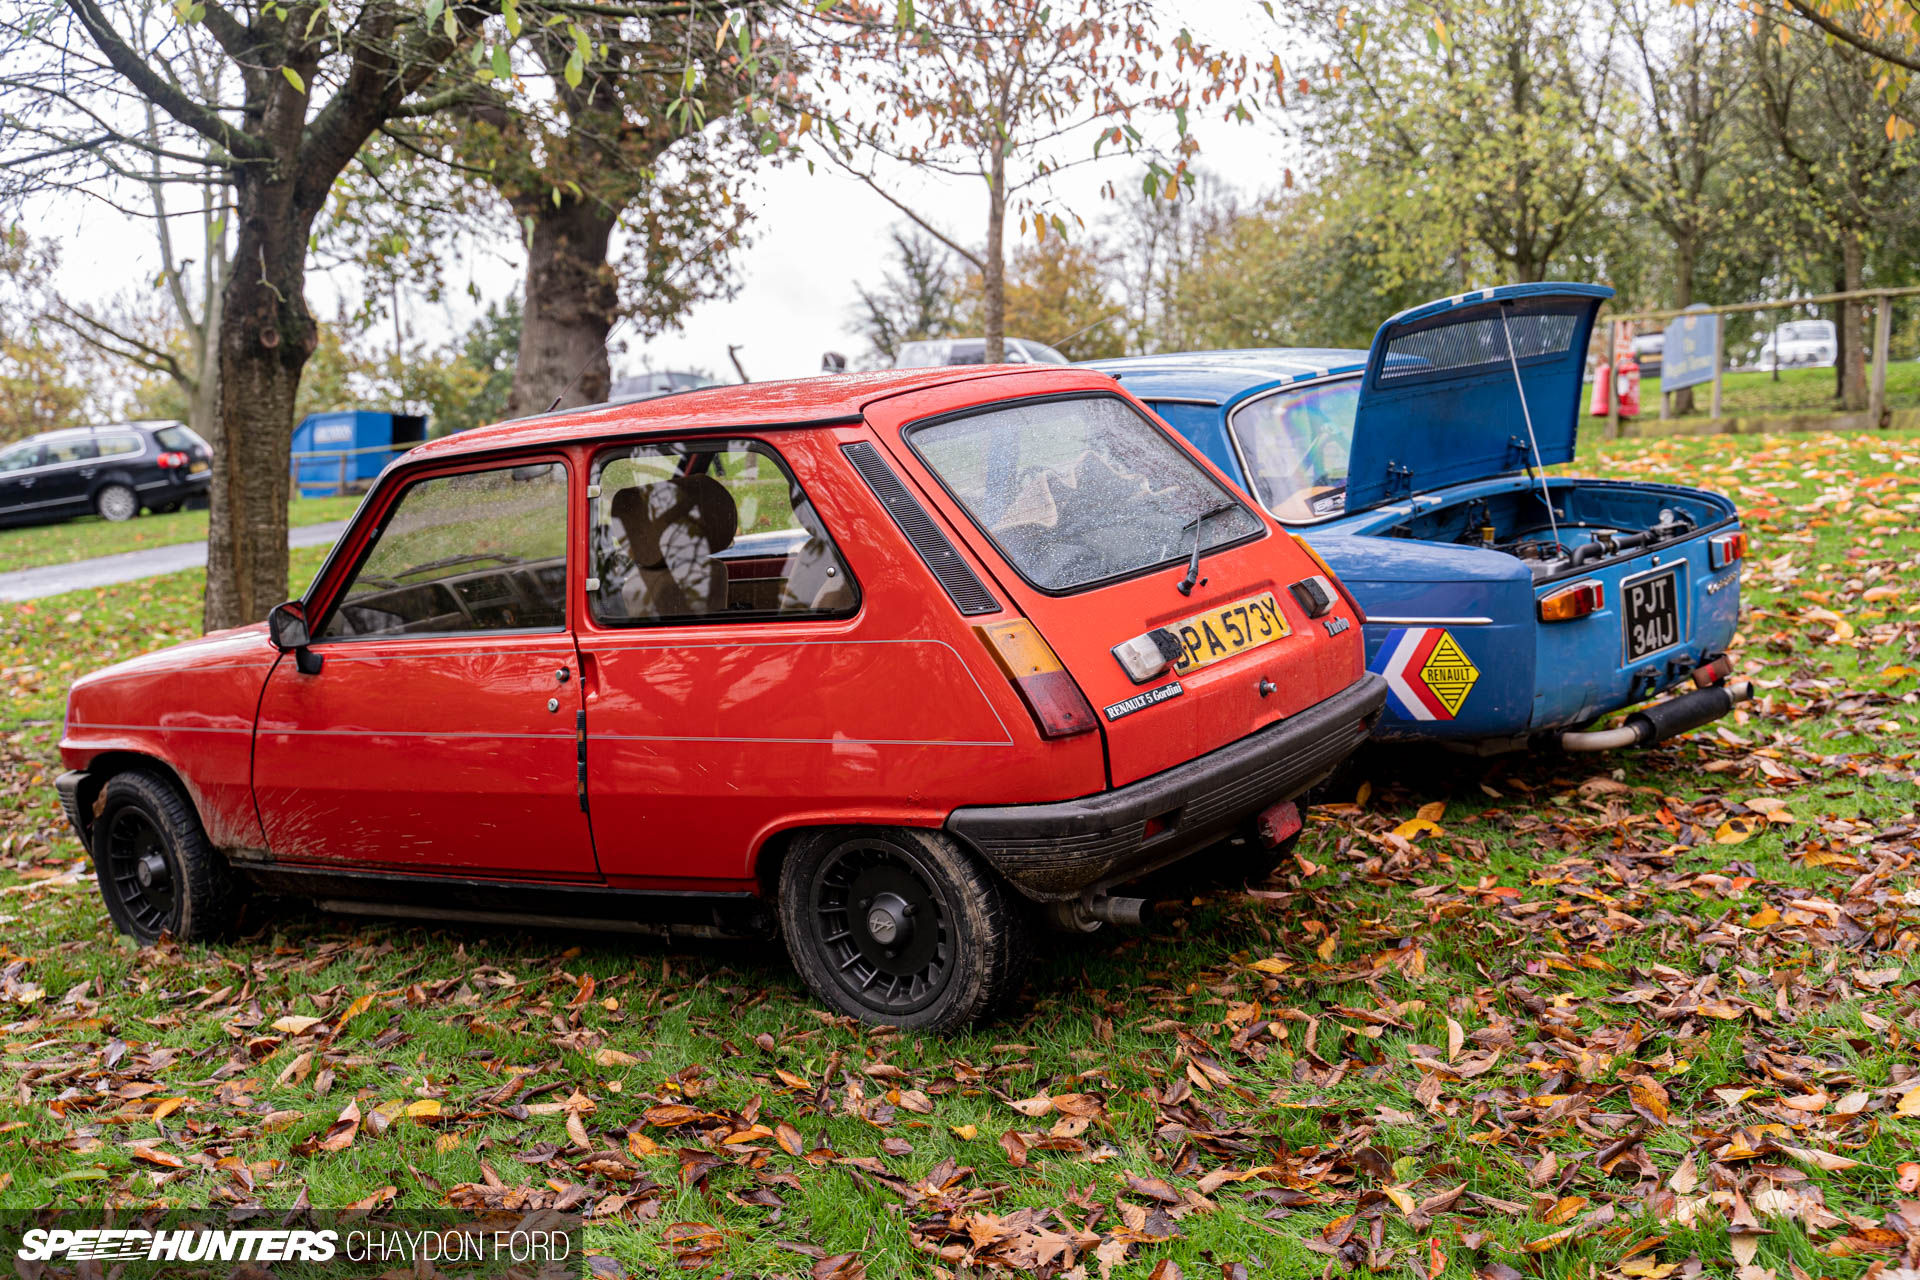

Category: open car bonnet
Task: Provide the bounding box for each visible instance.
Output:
[1343,282,1613,512]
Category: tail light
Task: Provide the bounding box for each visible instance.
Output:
[1291,535,1366,624]
[157,451,190,469]
[1539,579,1605,623]
[1709,531,1747,570]
[976,619,1098,738]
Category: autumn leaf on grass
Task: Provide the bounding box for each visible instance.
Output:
[1715,816,1760,844]
[1896,1085,1920,1117]
[332,992,377,1036]
[1628,1076,1671,1125]
[1800,605,1855,641]
[271,1014,325,1035]
[301,1100,360,1154]
[129,1145,185,1168]
[1392,817,1443,840]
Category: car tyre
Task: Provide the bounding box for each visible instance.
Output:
[779,827,1030,1030]
[95,484,139,523]
[92,769,239,944]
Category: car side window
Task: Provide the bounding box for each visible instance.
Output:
[47,440,99,464]
[97,435,141,457]
[590,438,858,625]
[0,444,43,473]
[320,460,569,639]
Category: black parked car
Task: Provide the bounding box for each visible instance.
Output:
[0,421,212,528]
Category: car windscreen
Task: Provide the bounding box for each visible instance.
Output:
[908,395,1264,593]
[1225,380,1361,522]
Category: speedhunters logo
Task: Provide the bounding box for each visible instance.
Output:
[8,1216,582,1277]
[19,1229,337,1263]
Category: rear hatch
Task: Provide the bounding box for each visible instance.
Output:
[866,377,1364,787]
[1344,283,1613,512]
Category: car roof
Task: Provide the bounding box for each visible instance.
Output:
[20,421,176,443]
[407,365,1101,462]
[1081,348,1369,404]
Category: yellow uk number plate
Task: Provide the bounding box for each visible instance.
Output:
[1170,591,1290,673]
[189,461,208,474]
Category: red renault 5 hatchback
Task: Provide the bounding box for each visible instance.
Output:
[57,367,1385,1028]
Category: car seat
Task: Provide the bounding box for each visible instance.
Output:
[609,474,738,619]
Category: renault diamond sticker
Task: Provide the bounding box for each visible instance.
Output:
[1370,627,1479,721]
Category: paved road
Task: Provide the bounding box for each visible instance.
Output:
[0,520,351,603]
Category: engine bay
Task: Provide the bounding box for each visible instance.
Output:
[1378,482,1727,581]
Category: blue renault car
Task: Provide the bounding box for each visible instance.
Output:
[1086,283,1752,753]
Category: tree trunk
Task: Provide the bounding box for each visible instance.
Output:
[1839,232,1866,411]
[983,146,1006,364]
[202,181,316,632]
[1672,235,1696,416]
[508,198,621,417]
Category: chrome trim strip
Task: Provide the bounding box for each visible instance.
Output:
[1365,615,1494,626]
[1218,372,1363,527]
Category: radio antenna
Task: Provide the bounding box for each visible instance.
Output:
[541,219,749,415]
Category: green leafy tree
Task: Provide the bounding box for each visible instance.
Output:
[1754,12,1920,408]
[961,238,1124,360]
[1278,0,1617,288]
[819,0,1253,364]
[0,229,93,441]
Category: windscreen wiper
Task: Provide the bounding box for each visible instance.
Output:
[1176,501,1239,596]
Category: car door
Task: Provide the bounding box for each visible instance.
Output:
[252,455,599,878]
[573,432,1009,886]
[0,442,45,520]
[38,438,101,516]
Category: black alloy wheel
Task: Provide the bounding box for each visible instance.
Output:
[91,769,239,944]
[103,805,179,937]
[779,827,1030,1030]
[811,835,955,1017]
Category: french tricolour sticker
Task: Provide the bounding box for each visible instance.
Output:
[1103,681,1184,722]
[1369,627,1479,721]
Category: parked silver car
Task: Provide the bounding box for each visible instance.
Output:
[893,337,1070,368]
[1755,320,1837,371]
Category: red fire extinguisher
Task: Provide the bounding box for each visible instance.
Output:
[1616,354,1641,417]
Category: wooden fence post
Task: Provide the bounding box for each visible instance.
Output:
[1605,321,1620,440]
[1710,312,1726,420]
[1869,294,1892,429]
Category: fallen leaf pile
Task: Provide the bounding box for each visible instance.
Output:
[0,432,1916,1277]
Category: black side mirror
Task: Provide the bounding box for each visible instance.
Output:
[267,601,323,674]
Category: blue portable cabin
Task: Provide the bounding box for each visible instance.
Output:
[1086,283,1752,754]
[291,411,428,497]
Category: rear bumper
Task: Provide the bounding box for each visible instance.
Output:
[947,672,1386,901]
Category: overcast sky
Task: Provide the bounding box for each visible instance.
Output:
[41,0,1293,389]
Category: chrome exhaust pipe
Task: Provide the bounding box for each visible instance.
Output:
[1045,893,1155,933]
[1559,680,1752,752]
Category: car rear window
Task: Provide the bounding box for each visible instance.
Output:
[153,425,207,452]
[909,395,1264,593]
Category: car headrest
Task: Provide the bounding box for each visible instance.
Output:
[609,474,738,568]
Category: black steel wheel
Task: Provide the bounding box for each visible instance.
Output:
[779,828,1030,1030]
[92,769,238,944]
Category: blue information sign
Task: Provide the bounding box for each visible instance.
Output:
[1662,307,1719,392]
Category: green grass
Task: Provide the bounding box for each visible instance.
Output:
[0,495,363,573]
[2,433,1917,1277]
[1600,359,1920,420]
